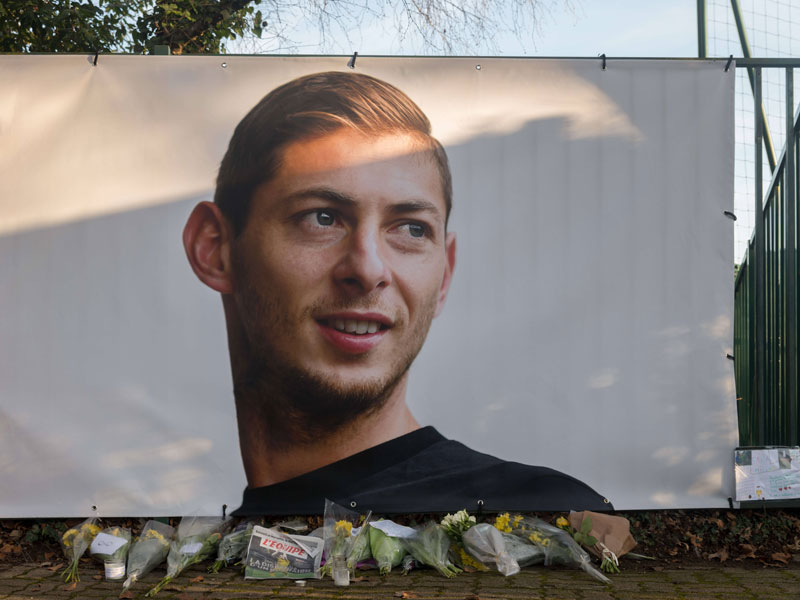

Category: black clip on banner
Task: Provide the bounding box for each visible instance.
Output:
[347,52,358,69]
[600,53,607,71]
[93,51,99,66]
[725,55,734,72]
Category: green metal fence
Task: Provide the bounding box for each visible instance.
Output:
[734,62,799,446]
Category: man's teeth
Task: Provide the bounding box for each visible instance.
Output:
[331,319,381,334]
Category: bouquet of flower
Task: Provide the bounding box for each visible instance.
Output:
[439,510,487,572]
[89,526,131,579]
[321,499,372,578]
[122,520,175,591]
[368,520,411,575]
[462,523,520,576]
[401,523,462,578]
[209,521,256,573]
[501,514,609,583]
[146,516,230,596]
[346,524,372,572]
[60,518,101,583]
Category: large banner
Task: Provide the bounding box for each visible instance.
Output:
[0,56,736,516]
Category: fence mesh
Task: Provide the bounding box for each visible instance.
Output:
[707,0,800,264]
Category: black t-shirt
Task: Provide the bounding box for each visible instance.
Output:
[233,426,612,516]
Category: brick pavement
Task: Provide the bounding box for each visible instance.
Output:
[2,561,800,599]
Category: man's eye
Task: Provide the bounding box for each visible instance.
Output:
[406,223,427,238]
[314,210,335,226]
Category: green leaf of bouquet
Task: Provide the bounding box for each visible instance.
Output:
[580,516,593,535]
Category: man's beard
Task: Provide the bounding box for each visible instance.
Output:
[231,278,436,451]
[234,347,413,451]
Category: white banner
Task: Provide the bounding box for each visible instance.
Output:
[0,56,735,516]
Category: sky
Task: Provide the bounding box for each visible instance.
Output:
[234,1,700,57]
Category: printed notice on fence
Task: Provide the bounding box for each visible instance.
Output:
[735,448,800,501]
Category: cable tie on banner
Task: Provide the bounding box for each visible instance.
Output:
[347,52,358,69]
[93,51,99,67]
[725,55,734,72]
[724,210,737,221]
[222,504,227,518]
[727,353,735,360]
[599,53,607,71]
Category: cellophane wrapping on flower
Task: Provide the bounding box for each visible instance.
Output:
[89,526,131,565]
[122,520,175,591]
[401,523,461,578]
[146,516,231,597]
[210,521,256,573]
[462,523,520,576]
[60,517,101,583]
[368,522,408,575]
[321,499,372,576]
[503,515,609,583]
[439,510,487,572]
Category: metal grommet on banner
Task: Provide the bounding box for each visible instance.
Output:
[600,53,607,71]
[476,499,484,516]
[724,210,737,221]
[725,54,734,72]
[603,498,611,504]
[221,62,228,69]
[350,500,357,508]
[476,64,481,70]
[347,52,358,69]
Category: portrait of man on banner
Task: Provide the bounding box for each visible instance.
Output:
[182,70,610,515]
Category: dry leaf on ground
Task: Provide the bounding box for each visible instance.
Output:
[771,552,791,564]
[395,593,417,599]
[189,575,204,583]
[708,548,729,562]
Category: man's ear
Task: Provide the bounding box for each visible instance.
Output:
[434,231,456,317]
[183,201,234,294]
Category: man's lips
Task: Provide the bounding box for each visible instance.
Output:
[315,312,392,354]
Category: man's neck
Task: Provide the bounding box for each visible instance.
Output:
[235,378,420,489]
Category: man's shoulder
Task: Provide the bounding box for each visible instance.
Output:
[233,428,612,516]
[353,437,612,513]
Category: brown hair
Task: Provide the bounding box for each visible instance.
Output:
[214,71,452,235]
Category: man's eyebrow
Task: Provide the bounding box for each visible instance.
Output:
[388,201,443,221]
[283,188,358,207]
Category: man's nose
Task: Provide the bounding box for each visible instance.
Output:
[333,227,392,294]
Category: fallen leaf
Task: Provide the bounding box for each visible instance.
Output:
[771,552,791,564]
[119,591,136,599]
[709,548,729,562]
[352,576,368,582]
[652,566,664,572]
[48,563,64,572]
[63,582,77,591]
[740,544,756,559]
[44,551,54,560]
[395,593,417,599]
[93,574,103,580]
[189,575,204,583]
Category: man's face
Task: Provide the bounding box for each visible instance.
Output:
[231,128,455,407]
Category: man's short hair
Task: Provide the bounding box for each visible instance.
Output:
[214,71,452,235]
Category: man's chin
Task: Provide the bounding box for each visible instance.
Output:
[234,358,409,449]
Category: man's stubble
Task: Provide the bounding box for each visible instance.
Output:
[230,251,438,451]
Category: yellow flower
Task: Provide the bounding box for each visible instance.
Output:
[334,520,353,537]
[62,529,78,548]
[458,547,489,571]
[556,517,570,529]
[493,513,511,534]
[512,515,524,527]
